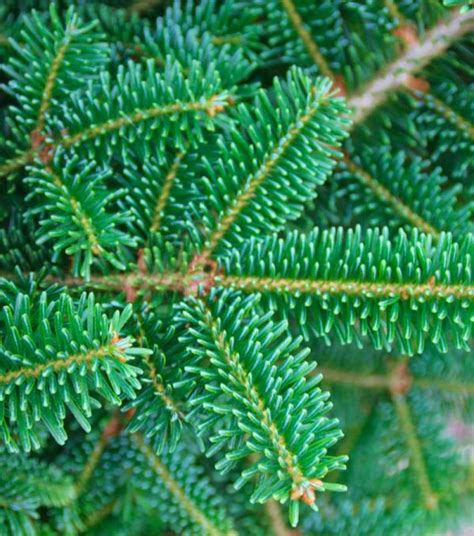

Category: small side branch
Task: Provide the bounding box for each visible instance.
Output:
[391,394,438,510]
[133,434,231,536]
[343,156,441,238]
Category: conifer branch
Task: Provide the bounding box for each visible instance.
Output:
[36,37,72,133]
[217,275,473,301]
[80,499,118,533]
[391,394,438,510]
[411,90,474,140]
[133,434,234,536]
[342,156,441,238]
[73,425,111,498]
[61,95,229,150]
[150,151,186,233]
[0,344,124,386]
[200,303,309,488]
[278,0,335,80]
[201,93,339,257]
[141,351,185,420]
[45,166,104,256]
[319,367,474,395]
[349,9,474,124]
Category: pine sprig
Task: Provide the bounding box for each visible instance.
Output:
[184,67,349,256]
[175,291,346,526]
[220,227,473,354]
[25,152,136,279]
[0,288,144,452]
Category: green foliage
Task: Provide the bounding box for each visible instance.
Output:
[221,227,473,354]
[0,1,472,534]
[26,152,136,278]
[0,285,143,452]
[176,291,346,525]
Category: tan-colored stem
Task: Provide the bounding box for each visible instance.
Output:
[218,274,473,300]
[278,0,335,79]
[348,9,474,124]
[0,344,124,386]
[319,367,474,395]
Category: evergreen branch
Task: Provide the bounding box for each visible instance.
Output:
[125,317,187,454]
[342,156,441,238]
[335,149,472,237]
[176,292,346,525]
[25,155,136,279]
[319,367,474,395]
[0,344,123,386]
[412,89,474,140]
[391,395,438,510]
[36,32,72,133]
[278,0,335,79]
[199,301,308,487]
[60,95,228,151]
[150,151,186,233]
[47,167,103,256]
[217,275,472,300]
[221,228,473,354]
[0,150,36,179]
[73,422,112,499]
[133,434,235,536]
[142,352,184,419]
[55,59,232,161]
[195,68,349,256]
[348,8,474,124]
[79,499,118,533]
[0,290,144,451]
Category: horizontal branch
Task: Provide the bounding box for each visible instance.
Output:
[349,9,474,125]
[0,344,124,385]
[218,274,474,300]
[319,367,474,395]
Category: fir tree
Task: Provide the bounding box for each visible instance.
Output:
[0,1,472,534]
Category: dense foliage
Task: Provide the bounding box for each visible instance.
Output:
[0,1,472,534]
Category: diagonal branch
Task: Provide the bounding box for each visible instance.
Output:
[349,9,474,125]
[133,434,233,536]
[201,95,334,257]
[411,89,474,140]
[343,155,441,238]
[278,0,336,79]
[391,394,438,510]
[150,150,186,233]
